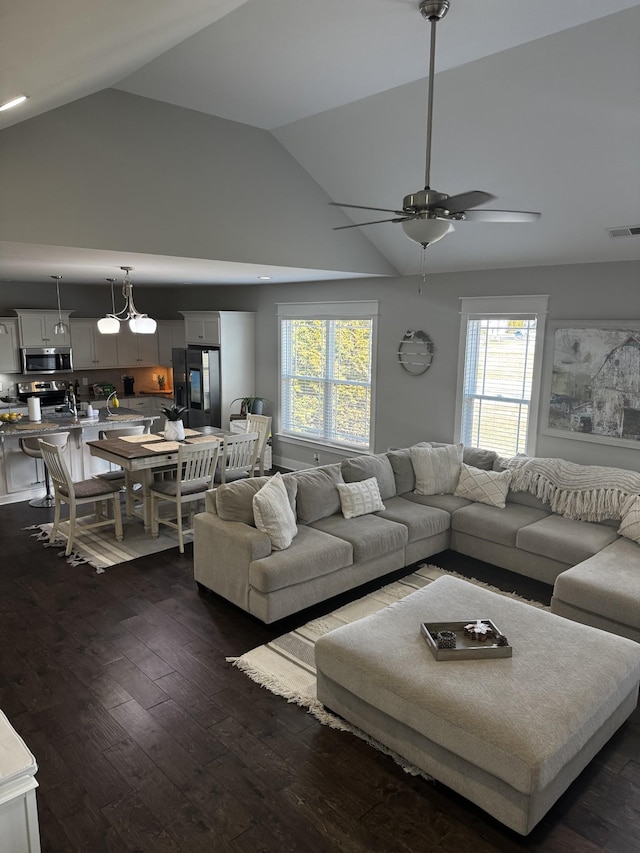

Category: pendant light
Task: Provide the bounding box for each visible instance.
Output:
[52,275,69,335]
[97,266,157,335]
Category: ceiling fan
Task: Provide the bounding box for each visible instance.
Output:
[330,0,540,248]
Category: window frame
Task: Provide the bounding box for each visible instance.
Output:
[277,301,379,454]
[454,295,549,457]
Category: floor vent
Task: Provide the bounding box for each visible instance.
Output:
[606,225,640,239]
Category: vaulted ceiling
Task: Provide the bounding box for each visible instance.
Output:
[1,0,639,284]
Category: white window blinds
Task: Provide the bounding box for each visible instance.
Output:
[278,302,377,450]
[456,296,548,457]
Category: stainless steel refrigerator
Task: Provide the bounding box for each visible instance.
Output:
[172,347,221,428]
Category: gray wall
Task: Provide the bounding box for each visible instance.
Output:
[224,259,640,471]
[0,89,394,277]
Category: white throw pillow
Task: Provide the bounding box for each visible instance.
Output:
[410,443,463,495]
[253,472,298,550]
[454,463,512,508]
[337,477,385,519]
[618,495,640,543]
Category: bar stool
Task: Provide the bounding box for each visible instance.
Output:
[19,432,70,508]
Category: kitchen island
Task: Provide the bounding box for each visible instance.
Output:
[0,408,158,504]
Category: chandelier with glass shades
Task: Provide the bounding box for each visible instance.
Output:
[97,266,157,335]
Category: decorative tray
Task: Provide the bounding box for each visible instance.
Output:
[421,619,512,661]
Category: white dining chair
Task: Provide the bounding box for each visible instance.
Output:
[19,431,70,508]
[149,440,220,553]
[245,414,272,476]
[215,432,259,484]
[38,439,124,556]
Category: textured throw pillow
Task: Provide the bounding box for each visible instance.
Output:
[410,443,463,495]
[386,442,431,495]
[337,477,385,519]
[618,495,640,543]
[252,472,298,550]
[454,463,512,508]
[216,476,297,526]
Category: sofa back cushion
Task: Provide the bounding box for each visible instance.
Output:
[462,446,498,471]
[386,442,431,495]
[216,475,297,526]
[292,463,344,524]
[341,454,396,500]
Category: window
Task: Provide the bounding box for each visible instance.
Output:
[455,296,548,457]
[278,301,378,451]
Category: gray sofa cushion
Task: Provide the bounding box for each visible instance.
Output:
[310,513,408,562]
[386,442,431,495]
[404,492,473,514]
[516,514,619,565]
[293,464,344,524]
[375,496,450,543]
[463,446,498,470]
[552,538,640,628]
[506,490,550,511]
[216,475,297,526]
[341,454,396,500]
[452,502,549,548]
[249,525,353,593]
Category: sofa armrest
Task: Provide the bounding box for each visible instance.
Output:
[194,512,272,612]
[204,488,218,514]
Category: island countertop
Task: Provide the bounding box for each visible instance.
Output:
[0,408,158,437]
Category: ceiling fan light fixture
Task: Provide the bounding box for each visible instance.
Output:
[401,216,453,247]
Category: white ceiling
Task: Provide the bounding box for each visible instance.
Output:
[2,0,640,285]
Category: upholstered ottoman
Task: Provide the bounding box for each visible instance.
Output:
[315,575,640,835]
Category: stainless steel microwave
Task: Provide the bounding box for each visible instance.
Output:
[21,347,73,375]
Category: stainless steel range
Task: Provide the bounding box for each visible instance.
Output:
[17,380,69,411]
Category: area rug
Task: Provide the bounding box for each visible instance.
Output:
[228,563,548,775]
[25,520,190,573]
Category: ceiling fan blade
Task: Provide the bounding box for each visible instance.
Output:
[330,202,405,216]
[433,190,496,214]
[463,209,541,223]
[333,216,409,231]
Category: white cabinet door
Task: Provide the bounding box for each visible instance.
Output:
[183,313,220,346]
[157,321,186,365]
[18,312,71,346]
[117,328,159,367]
[0,319,20,372]
[71,320,119,370]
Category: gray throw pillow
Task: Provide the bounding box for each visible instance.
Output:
[216,475,297,526]
[386,442,431,495]
[341,454,396,500]
[293,464,344,524]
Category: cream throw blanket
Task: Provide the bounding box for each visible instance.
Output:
[503,456,640,522]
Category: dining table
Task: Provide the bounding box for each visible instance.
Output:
[86,426,227,532]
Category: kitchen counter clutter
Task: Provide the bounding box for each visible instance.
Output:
[0,407,157,436]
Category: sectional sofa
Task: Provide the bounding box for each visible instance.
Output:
[193,442,640,640]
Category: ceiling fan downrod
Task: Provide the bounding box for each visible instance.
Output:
[419,0,449,191]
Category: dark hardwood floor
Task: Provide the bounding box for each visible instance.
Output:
[1,499,638,852]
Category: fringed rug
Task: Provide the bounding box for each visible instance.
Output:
[26,520,191,573]
[228,563,548,777]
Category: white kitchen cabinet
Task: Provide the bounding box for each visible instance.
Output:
[16,311,72,347]
[116,327,159,367]
[157,320,186,365]
[0,318,20,373]
[180,311,255,429]
[70,319,119,369]
[183,313,220,346]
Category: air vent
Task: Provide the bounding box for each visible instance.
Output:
[606,225,640,239]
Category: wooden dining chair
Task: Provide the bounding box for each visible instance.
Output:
[215,432,259,484]
[149,440,220,553]
[245,414,272,476]
[38,439,124,557]
[96,426,146,517]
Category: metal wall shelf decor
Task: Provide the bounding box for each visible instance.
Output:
[397,329,434,375]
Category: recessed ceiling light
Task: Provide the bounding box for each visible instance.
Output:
[258,275,272,280]
[0,95,28,112]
